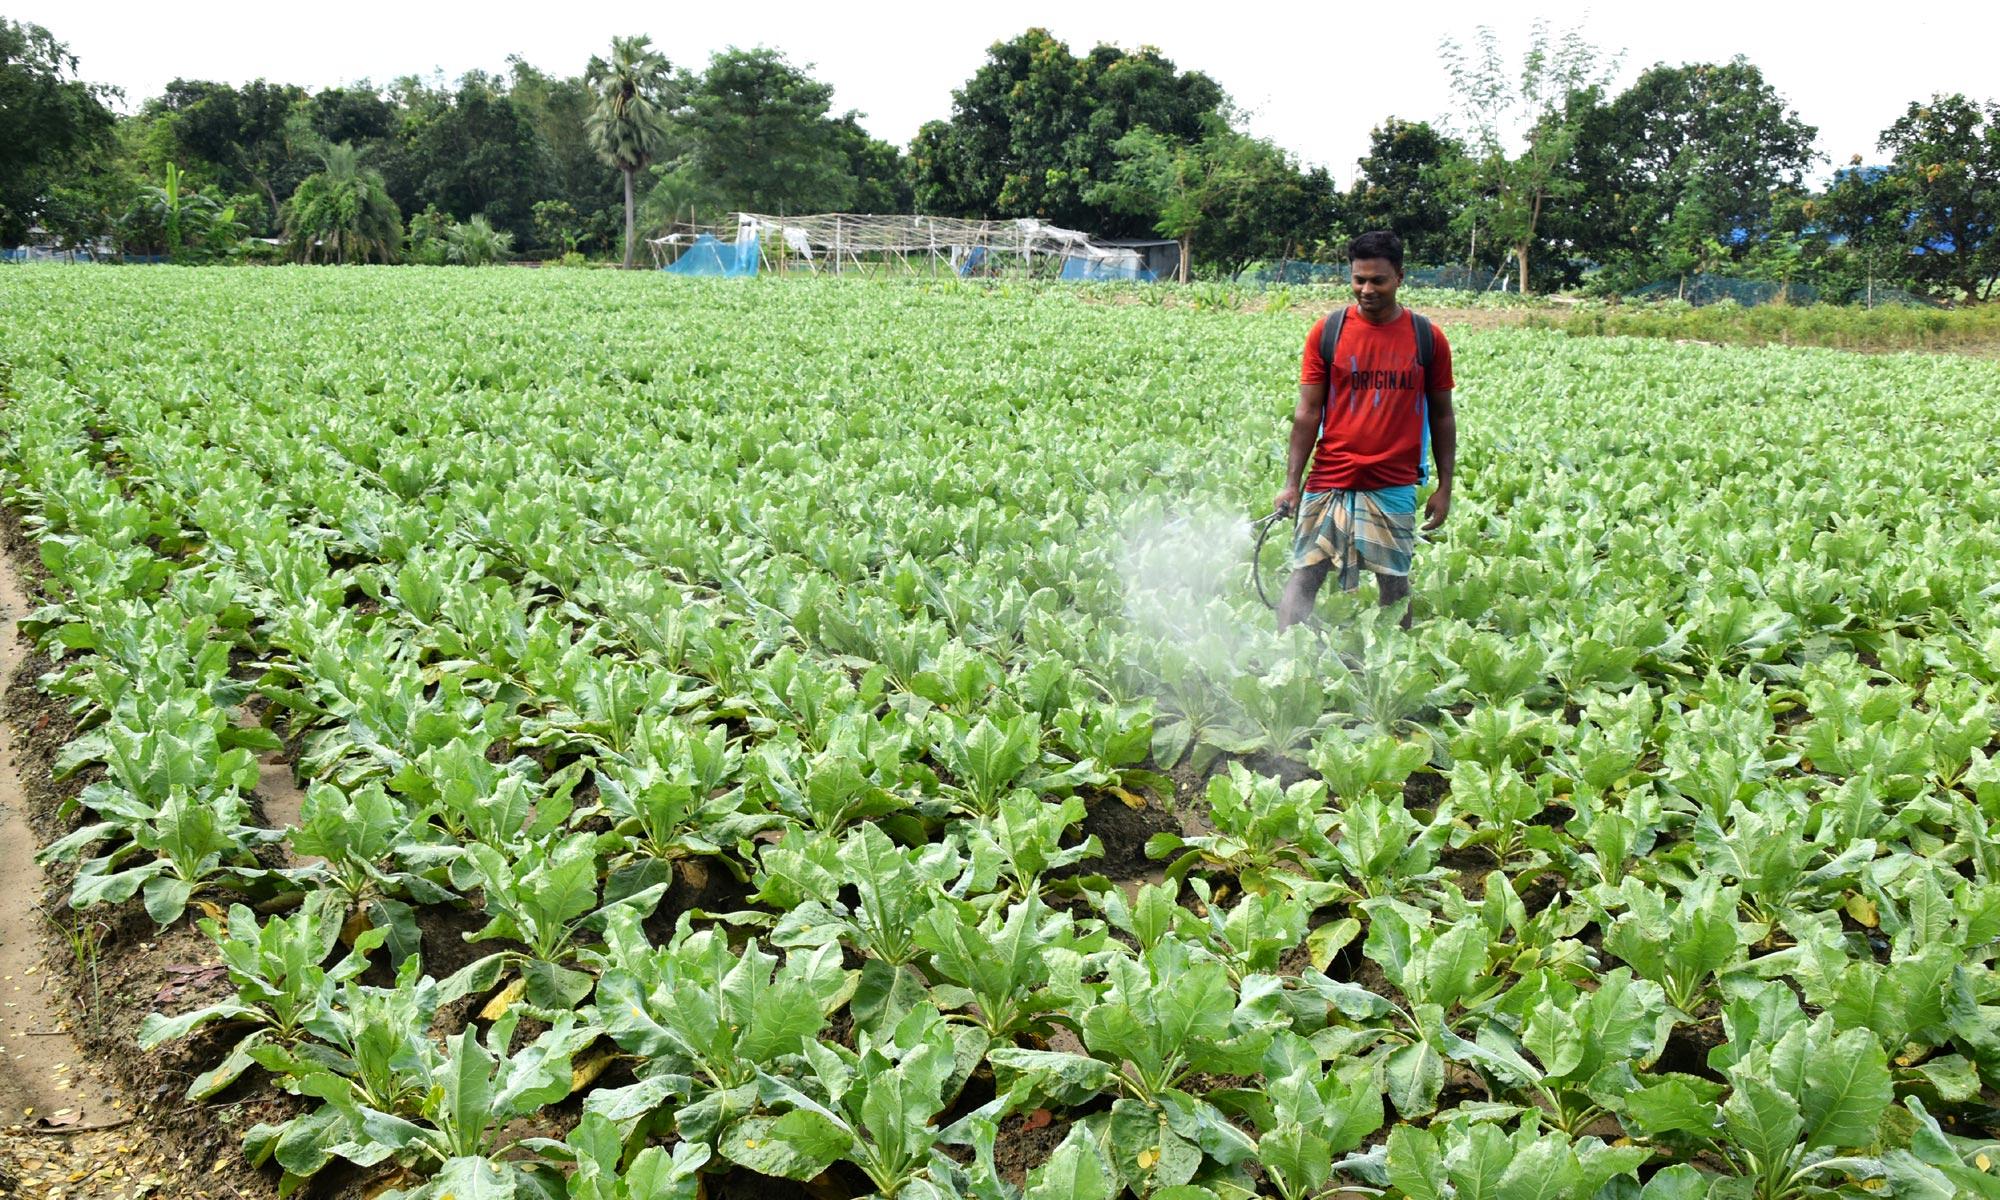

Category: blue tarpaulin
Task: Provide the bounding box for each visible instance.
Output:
[664,233,758,277]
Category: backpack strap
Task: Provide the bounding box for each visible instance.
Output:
[1316,306,1348,388]
[1321,307,1433,385]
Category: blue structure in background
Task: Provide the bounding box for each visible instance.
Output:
[663,233,759,277]
[956,246,988,277]
[1059,253,1155,282]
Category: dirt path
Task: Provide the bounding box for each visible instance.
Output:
[0,549,123,1131]
[0,546,206,1197]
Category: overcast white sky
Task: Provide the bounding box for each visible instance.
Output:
[17,0,2000,186]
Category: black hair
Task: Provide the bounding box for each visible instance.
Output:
[1347,230,1404,274]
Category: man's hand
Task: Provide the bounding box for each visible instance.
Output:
[1274,485,1300,518]
[1422,486,1451,531]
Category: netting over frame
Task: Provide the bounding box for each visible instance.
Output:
[648,213,1171,280]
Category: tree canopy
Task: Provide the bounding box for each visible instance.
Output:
[0,19,117,244]
[910,30,1226,236]
[3,15,1996,302]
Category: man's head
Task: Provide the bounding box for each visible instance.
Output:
[1348,230,1404,319]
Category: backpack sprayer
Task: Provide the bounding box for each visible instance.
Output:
[1251,306,1438,614]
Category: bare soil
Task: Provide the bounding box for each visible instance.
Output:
[0,511,282,1198]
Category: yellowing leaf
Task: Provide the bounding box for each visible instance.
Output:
[571,1049,615,1091]
[1846,893,1879,928]
[478,976,527,1022]
[1109,785,1147,810]
[340,909,371,946]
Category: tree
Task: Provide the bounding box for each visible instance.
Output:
[144,78,315,232]
[533,199,581,255]
[284,141,402,264]
[833,115,912,214]
[309,86,396,147]
[402,73,554,245]
[1812,163,1912,305]
[1876,94,2000,302]
[585,35,674,269]
[677,48,861,215]
[508,60,622,253]
[1088,125,1332,280]
[1562,58,1817,288]
[0,18,117,244]
[1346,119,1466,265]
[1088,127,1202,280]
[1440,21,1620,294]
[910,30,1224,235]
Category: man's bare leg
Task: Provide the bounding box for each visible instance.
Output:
[1376,572,1413,630]
[1278,561,1330,630]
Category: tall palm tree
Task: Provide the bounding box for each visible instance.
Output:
[586,35,673,269]
[284,142,402,264]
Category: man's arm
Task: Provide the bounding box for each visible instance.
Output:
[1275,381,1326,515]
[1423,390,1455,531]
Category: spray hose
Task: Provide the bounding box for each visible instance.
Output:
[1250,508,1289,610]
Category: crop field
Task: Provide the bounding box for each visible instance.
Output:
[0,265,1998,1200]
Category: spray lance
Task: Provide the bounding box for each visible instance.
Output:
[1248,501,1292,611]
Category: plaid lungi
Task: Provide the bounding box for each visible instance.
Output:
[1292,485,1418,591]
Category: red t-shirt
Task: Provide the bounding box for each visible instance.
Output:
[1299,307,1454,492]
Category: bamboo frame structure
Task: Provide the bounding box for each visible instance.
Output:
[648,213,1152,278]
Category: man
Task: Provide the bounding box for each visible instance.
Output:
[1273,230,1456,630]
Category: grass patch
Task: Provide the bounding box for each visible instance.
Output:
[1528,299,2000,354]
